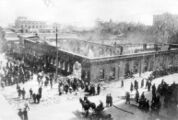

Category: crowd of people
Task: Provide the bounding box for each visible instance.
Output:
[1,54,178,119]
[148,66,178,81]
[125,75,177,115]
[84,83,101,96]
[0,59,31,86]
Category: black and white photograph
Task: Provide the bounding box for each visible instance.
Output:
[0,0,178,120]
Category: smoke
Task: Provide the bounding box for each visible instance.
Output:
[124,31,156,44]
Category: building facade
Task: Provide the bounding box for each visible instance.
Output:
[17,36,178,83]
[15,17,47,33]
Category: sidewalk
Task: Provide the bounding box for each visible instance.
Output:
[0,90,20,120]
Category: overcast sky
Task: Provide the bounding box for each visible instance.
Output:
[0,0,178,28]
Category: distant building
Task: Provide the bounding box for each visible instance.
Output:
[15,17,47,33]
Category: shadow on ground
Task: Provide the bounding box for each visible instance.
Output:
[71,110,113,120]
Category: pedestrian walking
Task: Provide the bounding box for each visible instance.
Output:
[22,88,26,99]
[33,93,36,103]
[130,82,133,92]
[23,108,28,120]
[135,90,139,103]
[38,86,42,98]
[18,108,23,120]
[29,88,33,99]
[125,92,130,104]
[147,81,151,91]
[97,84,100,95]
[121,80,124,87]
[141,79,144,88]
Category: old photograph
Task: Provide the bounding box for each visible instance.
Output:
[0,0,178,120]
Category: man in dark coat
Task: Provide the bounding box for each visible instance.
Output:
[135,90,139,103]
[36,94,41,103]
[16,84,20,91]
[109,94,113,107]
[134,80,139,90]
[49,77,53,88]
[22,88,26,99]
[29,88,33,99]
[152,84,156,98]
[125,92,130,104]
[141,79,144,88]
[145,100,150,112]
[18,87,21,98]
[97,84,100,95]
[121,80,124,87]
[146,80,149,88]
[141,92,146,100]
[64,84,69,94]
[38,87,42,98]
[106,94,110,107]
[130,82,133,92]
[18,108,23,120]
[91,85,95,95]
[33,93,36,103]
[23,107,28,120]
[147,81,151,91]
[58,83,62,95]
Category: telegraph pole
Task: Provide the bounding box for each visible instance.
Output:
[55,27,59,81]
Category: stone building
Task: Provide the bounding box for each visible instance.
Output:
[18,35,178,83]
[15,17,47,33]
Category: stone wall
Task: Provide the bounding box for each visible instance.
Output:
[88,50,178,82]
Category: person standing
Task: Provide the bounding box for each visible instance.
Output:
[130,82,133,92]
[18,87,21,98]
[141,92,145,100]
[29,88,33,99]
[134,80,139,90]
[109,94,113,107]
[141,79,144,88]
[146,80,149,88]
[125,92,130,104]
[135,90,139,103]
[49,77,53,89]
[58,83,62,95]
[36,94,41,103]
[152,84,156,98]
[147,81,151,91]
[121,80,124,88]
[33,93,36,103]
[23,102,30,120]
[38,86,42,98]
[23,108,28,120]
[106,94,110,107]
[18,108,23,120]
[97,84,100,95]
[92,85,96,95]
[22,88,26,100]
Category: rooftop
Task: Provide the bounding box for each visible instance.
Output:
[21,33,170,59]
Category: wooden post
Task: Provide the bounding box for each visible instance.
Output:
[55,28,58,81]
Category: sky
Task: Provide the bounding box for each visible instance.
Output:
[0,0,178,28]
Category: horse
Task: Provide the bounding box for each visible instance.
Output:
[79,98,90,117]
[79,97,97,117]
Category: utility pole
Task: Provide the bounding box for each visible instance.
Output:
[55,27,59,81]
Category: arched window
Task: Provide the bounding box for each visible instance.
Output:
[109,67,115,80]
